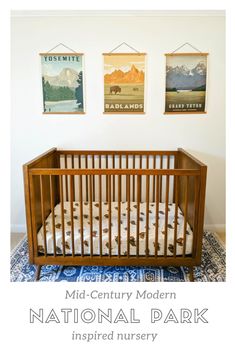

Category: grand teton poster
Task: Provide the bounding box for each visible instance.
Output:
[103,53,146,114]
[40,53,85,114]
[165,53,208,114]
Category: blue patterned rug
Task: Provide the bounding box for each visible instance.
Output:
[10,232,225,282]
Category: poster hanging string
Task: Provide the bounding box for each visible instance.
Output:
[109,42,140,54]
[46,43,78,53]
[171,42,202,54]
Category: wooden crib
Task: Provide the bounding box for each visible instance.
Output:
[23,148,207,281]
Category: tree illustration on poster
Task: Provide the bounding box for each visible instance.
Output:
[75,71,84,110]
[40,53,85,114]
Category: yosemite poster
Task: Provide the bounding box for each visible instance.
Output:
[40,53,85,114]
[103,53,146,114]
[165,53,208,113]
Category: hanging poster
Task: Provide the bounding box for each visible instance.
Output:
[40,53,85,114]
[103,53,146,114]
[165,53,208,114]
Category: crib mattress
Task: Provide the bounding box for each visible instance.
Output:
[37,201,193,256]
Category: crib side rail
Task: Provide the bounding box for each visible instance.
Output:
[57,150,178,156]
[23,148,60,263]
[29,168,200,176]
[177,149,207,263]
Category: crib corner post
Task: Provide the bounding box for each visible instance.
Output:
[189,267,194,282]
[35,265,42,281]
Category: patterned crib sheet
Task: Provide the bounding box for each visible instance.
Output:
[37,202,193,256]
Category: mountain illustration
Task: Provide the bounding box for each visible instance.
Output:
[44,68,80,88]
[104,64,144,84]
[192,62,206,75]
[166,62,206,90]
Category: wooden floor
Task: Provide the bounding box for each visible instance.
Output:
[216,230,226,244]
[10,230,226,252]
[11,233,25,251]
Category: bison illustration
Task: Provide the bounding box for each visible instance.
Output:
[110,86,121,94]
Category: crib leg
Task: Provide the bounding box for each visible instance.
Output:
[35,265,42,281]
[189,267,194,282]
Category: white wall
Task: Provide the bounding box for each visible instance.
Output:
[11,11,225,233]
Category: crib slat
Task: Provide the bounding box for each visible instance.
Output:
[146,155,149,169]
[119,156,122,207]
[39,175,47,256]
[192,176,200,256]
[85,155,88,202]
[155,175,160,257]
[153,156,156,202]
[71,154,75,200]
[139,155,142,169]
[167,156,170,206]
[79,175,84,257]
[89,175,93,257]
[59,175,66,256]
[137,175,141,257]
[70,175,75,256]
[173,176,179,258]
[99,174,102,256]
[49,175,56,257]
[64,155,69,201]
[133,155,135,201]
[167,155,170,169]
[164,175,170,257]
[72,156,76,201]
[118,175,121,257]
[106,155,108,201]
[160,155,163,202]
[108,174,112,257]
[173,155,177,203]
[78,155,81,168]
[29,175,38,257]
[92,155,95,202]
[71,154,74,169]
[139,155,142,202]
[99,155,101,169]
[126,155,129,202]
[119,155,122,168]
[127,174,130,257]
[183,176,189,257]
[112,155,115,201]
[146,175,150,257]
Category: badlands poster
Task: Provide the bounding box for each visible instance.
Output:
[103,53,146,114]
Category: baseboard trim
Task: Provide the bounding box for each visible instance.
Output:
[11,224,26,234]
[204,224,225,234]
